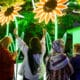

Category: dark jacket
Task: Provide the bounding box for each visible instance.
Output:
[46,54,73,80]
[0,46,15,80]
[70,54,80,80]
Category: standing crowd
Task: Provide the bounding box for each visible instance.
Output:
[0,29,80,80]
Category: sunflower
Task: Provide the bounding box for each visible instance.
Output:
[33,0,68,24]
[0,0,25,26]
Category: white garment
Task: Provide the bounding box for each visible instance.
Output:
[17,37,46,80]
[33,54,41,65]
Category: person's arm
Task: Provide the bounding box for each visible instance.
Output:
[68,62,74,75]
[40,29,46,54]
[17,37,29,57]
[67,57,74,75]
[14,28,28,56]
[41,29,46,42]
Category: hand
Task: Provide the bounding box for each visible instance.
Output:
[43,29,46,36]
[12,51,18,61]
[13,28,18,38]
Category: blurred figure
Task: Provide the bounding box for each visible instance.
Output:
[14,29,46,80]
[0,36,17,80]
[46,39,74,80]
[70,44,80,80]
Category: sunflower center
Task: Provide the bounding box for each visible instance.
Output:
[4,6,14,16]
[43,0,57,12]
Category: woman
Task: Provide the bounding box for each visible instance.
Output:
[14,29,46,80]
[46,39,74,80]
[0,36,17,80]
[70,44,80,80]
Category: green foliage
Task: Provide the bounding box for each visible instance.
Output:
[44,22,55,40]
[69,0,76,2]
[17,12,36,34]
[58,2,80,34]
[59,13,80,29]
[68,2,80,10]
[0,26,6,39]
[0,0,80,43]
[24,23,43,45]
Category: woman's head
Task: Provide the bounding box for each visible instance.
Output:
[29,37,41,53]
[0,36,12,48]
[74,44,80,54]
[52,39,65,53]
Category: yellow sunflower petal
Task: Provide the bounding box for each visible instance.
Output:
[13,11,18,15]
[39,12,46,23]
[57,5,68,9]
[9,15,12,21]
[0,17,4,23]
[1,17,6,23]
[34,9,44,18]
[54,9,63,16]
[0,17,6,26]
[33,7,43,13]
[0,12,4,17]
[10,15,14,22]
[34,12,42,19]
[49,13,55,22]
[7,16,11,23]
[36,8,43,13]
[57,0,68,4]
[5,17,9,23]
[15,13,20,17]
[16,14,24,18]
[0,16,5,22]
[40,0,47,2]
[10,14,14,21]
[35,2,44,8]
[1,21,6,26]
[45,13,50,24]
[14,0,25,6]
[4,17,8,23]
[14,6,22,11]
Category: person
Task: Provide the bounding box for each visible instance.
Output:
[46,39,74,80]
[14,29,46,80]
[0,36,17,80]
[70,44,80,80]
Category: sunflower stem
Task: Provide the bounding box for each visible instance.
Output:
[6,23,9,36]
[54,14,58,40]
[32,0,36,9]
[9,33,14,52]
[14,17,18,51]
[14,17,18,80]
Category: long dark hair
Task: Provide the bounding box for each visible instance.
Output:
[29,37,42,54]
[28,37,42,75]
